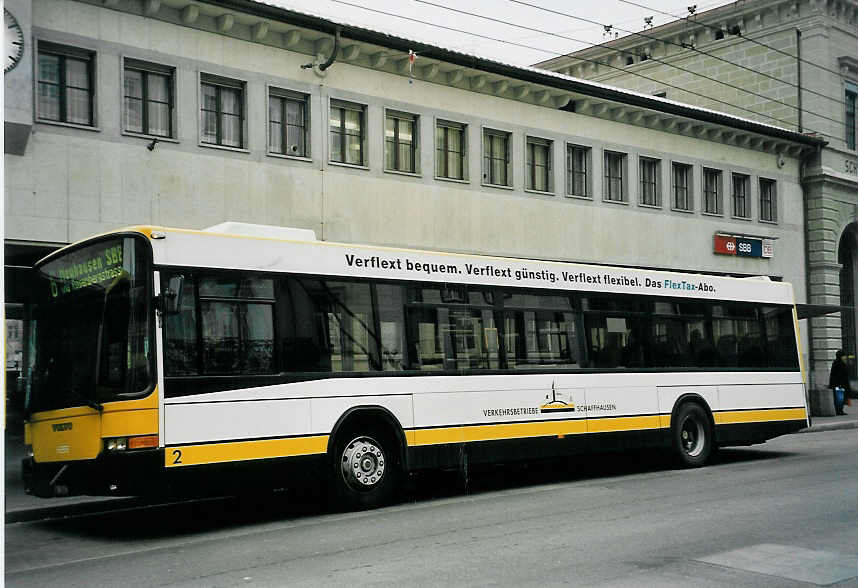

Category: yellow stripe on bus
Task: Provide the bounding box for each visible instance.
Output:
[166,435,329,467]
[586,415,663,433]
[163,407,806,467]
[714,407,807,425]
[410,416,664,447]
[411,419,588,446]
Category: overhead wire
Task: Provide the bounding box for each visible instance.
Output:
[334,0,829,135]
[617,0,850,80]
[415,0,843,132]
[509,0,846,116]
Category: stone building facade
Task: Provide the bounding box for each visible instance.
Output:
[4,0,822,415]
[537,0,858,409]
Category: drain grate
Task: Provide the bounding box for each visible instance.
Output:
[697,543,858,586]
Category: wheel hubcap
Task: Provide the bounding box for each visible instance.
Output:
[341,436,386,491]
[680,417,705,457]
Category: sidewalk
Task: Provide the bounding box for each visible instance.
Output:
[798,407,858,434]
[5,429,145,524]
[6,409,858,523]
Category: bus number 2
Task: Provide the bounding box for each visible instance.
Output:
[172,449,183,465]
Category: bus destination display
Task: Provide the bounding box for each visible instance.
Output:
[41,241,125,297]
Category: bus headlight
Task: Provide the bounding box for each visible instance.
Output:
[25,444,33,459]
[104,435,158,452]
[105,437,128,451]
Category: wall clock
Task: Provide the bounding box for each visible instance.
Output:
[5,9,24,73]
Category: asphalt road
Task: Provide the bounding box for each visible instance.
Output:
[6,429,858,587]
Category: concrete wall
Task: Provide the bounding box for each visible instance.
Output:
[4,1,806,285]
[545,0,858,150]
[566,27,801,132]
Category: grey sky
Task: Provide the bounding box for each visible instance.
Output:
[266,0,732,66]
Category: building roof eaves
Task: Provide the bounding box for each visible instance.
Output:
[206,0,825,148]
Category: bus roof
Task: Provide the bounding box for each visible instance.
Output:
[46,224,796,306]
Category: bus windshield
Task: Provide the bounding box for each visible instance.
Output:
[27,236,154,413]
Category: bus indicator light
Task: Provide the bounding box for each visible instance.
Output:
[128,435,159,450]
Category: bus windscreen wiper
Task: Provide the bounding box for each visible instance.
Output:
[65,388,103,412]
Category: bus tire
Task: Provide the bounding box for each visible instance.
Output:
[672,402,713,467]
[330,425,400,510]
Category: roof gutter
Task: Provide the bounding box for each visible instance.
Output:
[208,0,825,148]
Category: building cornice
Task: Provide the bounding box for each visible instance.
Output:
[72,0,825,156]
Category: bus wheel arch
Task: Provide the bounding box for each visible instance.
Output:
[327,406,407,510]
[670,395,716,467]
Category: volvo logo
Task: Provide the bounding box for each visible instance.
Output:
[52,422,73,432]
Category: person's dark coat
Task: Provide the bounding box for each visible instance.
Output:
[829,354,852,393]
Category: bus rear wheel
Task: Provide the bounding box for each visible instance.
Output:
[672,403,713,467]
[331,426,400,510]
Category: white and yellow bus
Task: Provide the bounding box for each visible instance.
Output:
[23,223,808,509]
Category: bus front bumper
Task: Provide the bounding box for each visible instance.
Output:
[23,449,165,498]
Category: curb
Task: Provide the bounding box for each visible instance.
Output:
[5,497,147,524]
[797,421,858,434]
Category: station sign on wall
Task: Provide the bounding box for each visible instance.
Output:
[713,234,773,259]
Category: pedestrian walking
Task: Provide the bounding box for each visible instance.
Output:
[828,349,851,416]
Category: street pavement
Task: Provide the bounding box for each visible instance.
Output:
[5,424,858,587]
[5,409,858,523]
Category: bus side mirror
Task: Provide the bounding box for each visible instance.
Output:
[163,275,185,314]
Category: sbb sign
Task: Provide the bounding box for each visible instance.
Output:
[714,235,773,259]
[714,235,737,255]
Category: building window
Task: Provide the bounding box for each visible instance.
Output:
[604,151,627,202]
[385,110,418,173]
[330,100,366,166]
[672,162,693,211]
[732,173,750,218]
[639,157,660,206]
[567,144,590,197]
[436,120,467,180]
[200,74,245,148]
[847,85,856,150]
[483,128,511,187]
[124,59,174,138]
[759,178,777,222]
[269,89,309,157]
[526,137,553,192]
[703,168,722,215]
[37,42,95,126]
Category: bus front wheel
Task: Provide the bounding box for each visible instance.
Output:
[331,426,400,510]
[672,403,713,467]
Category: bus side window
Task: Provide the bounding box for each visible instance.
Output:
[321,281,379,373]
[583,314,646,369]
[279,278,381,373]
[649,301,708,368]
[404,286,498,371]
[198,276,276,375]
[376,284,406,371]
[278,278,329,372]
[763,305,800,369]
[711,303,764,368]
[504,310,577,369]
[162,273,198,376]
